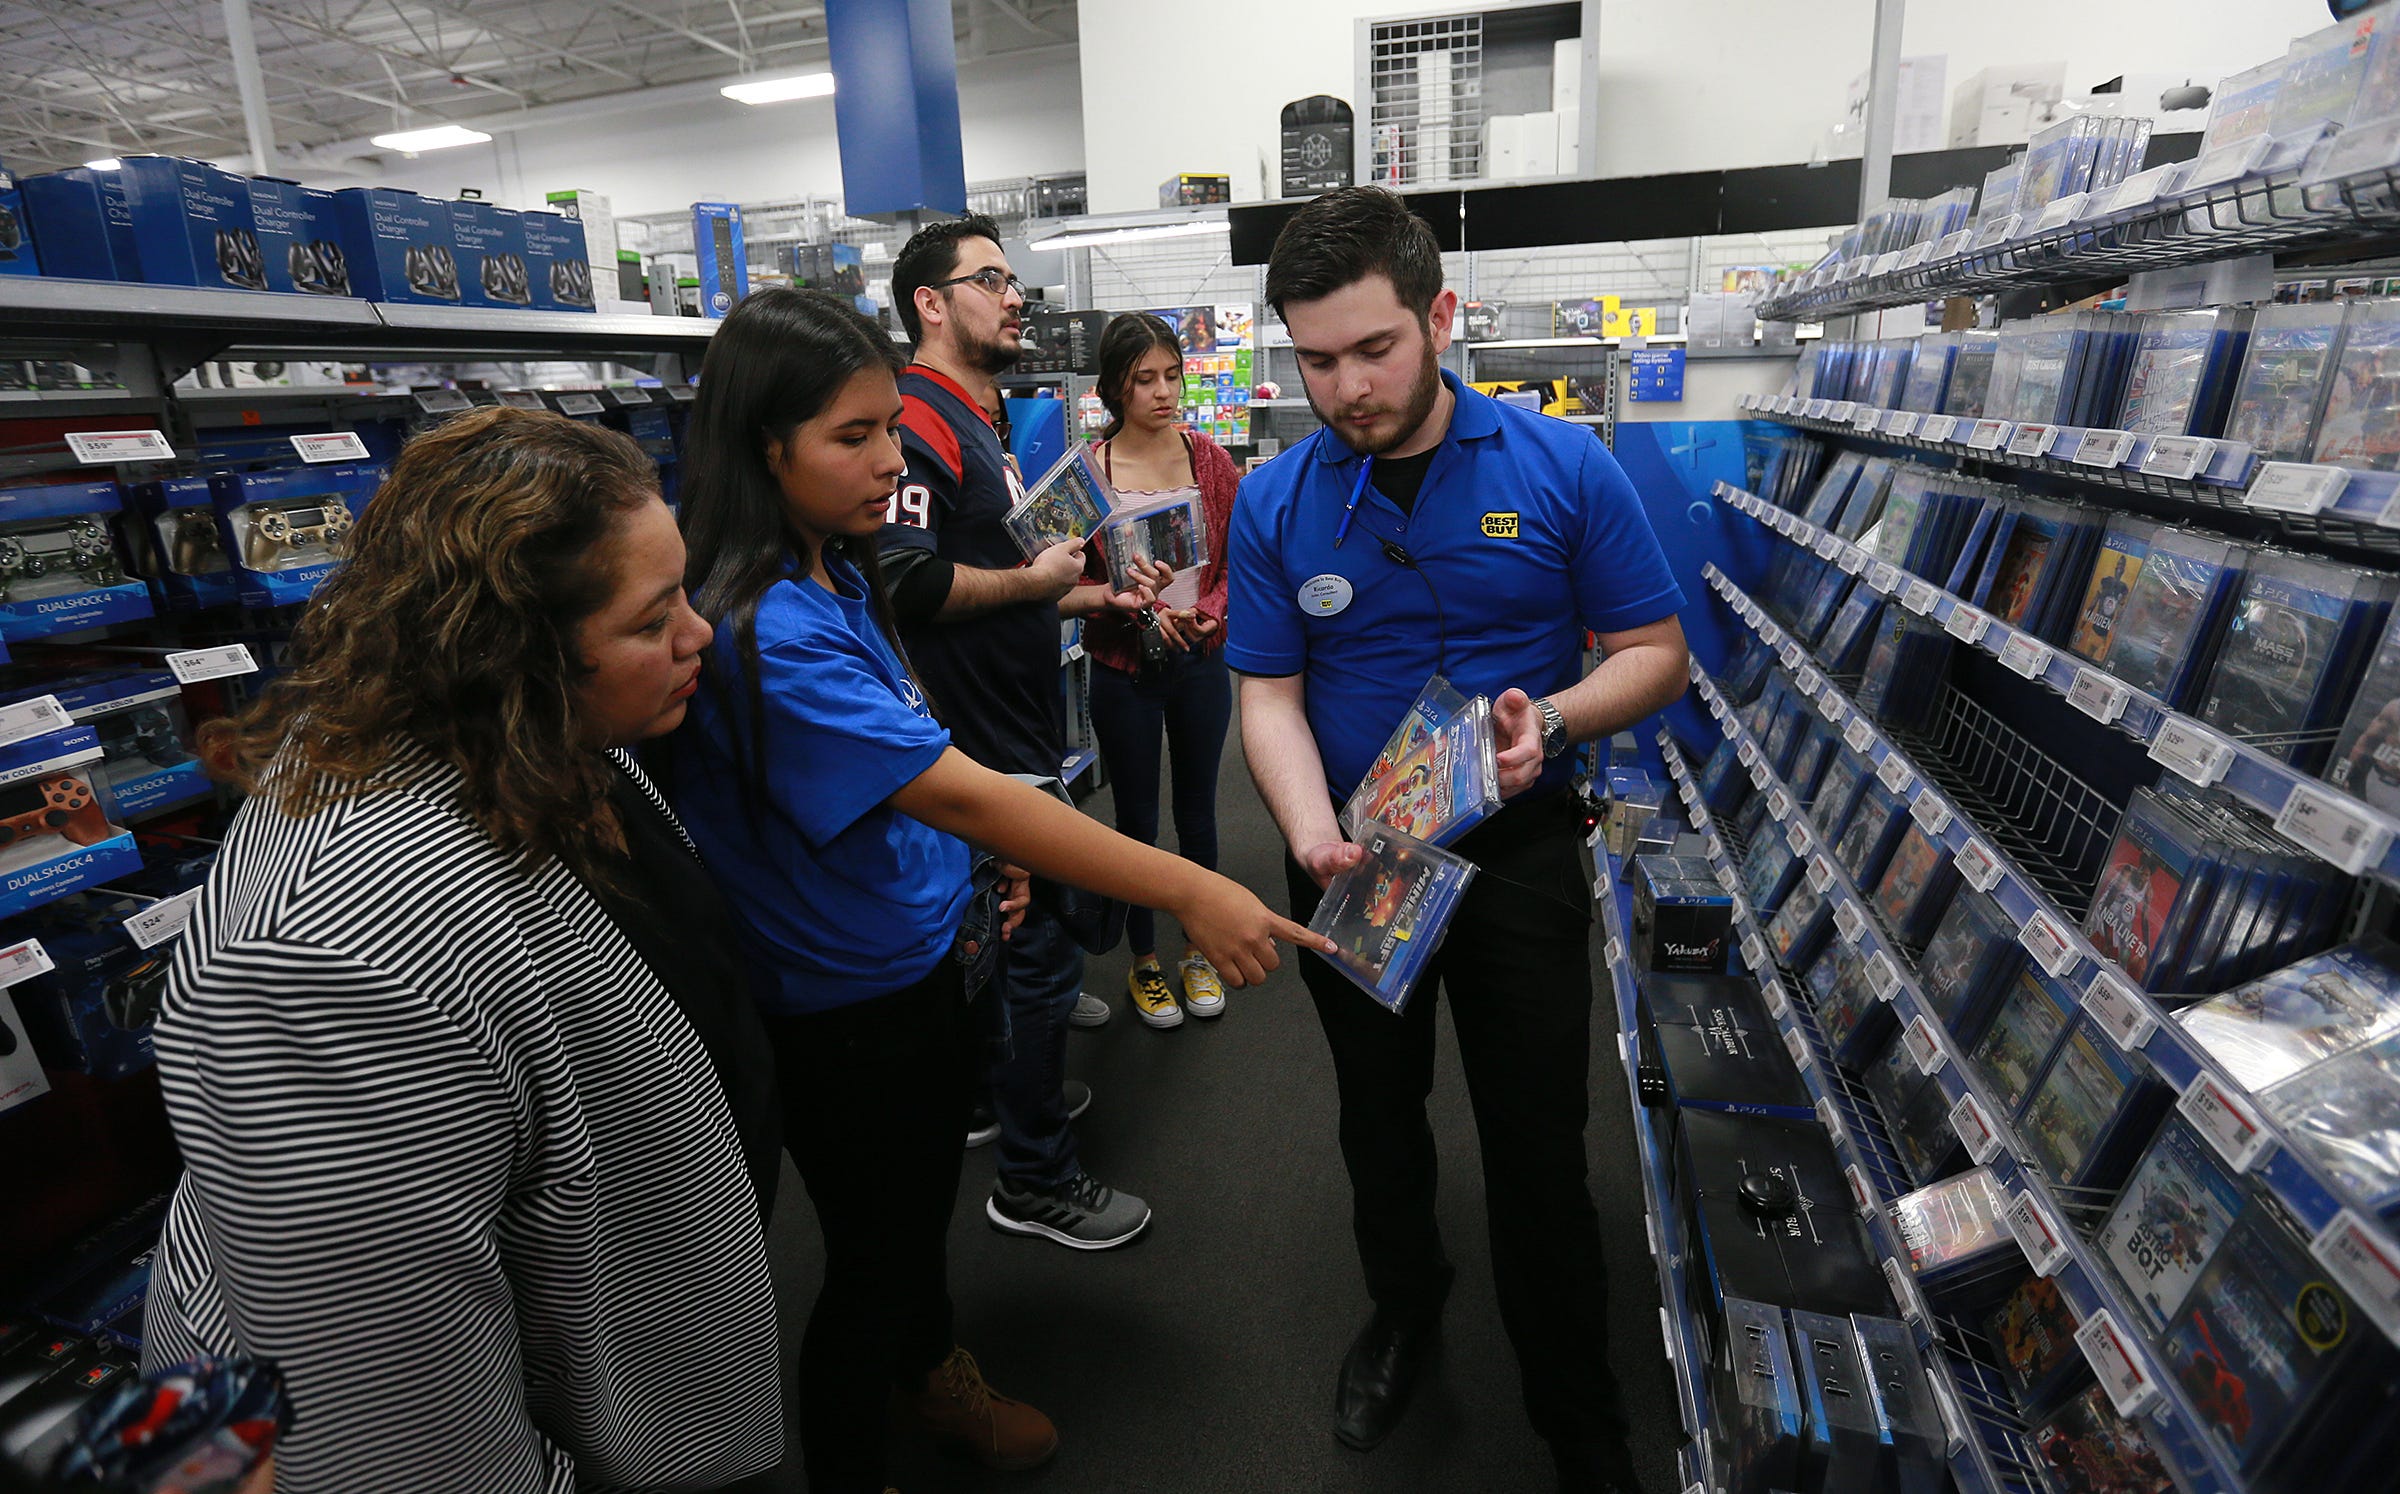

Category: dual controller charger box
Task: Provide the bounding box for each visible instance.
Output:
[16,173,115,280]
[331,187,461,305]
[117,155,267,292]
[520,209,595,312]
[247,177,351,296]
[449,199,533,309]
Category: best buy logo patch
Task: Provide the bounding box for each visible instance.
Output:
[1481,511,1519,539]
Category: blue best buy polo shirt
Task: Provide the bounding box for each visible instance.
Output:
[1225,371,1685,798]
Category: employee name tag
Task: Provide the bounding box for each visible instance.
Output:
[1299,574,1353,616]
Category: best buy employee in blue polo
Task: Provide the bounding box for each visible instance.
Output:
[1228,187,1689,1494]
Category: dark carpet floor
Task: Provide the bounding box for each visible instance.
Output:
[749,702,1682,1494]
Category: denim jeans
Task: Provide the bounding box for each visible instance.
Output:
[991,902,1086,1190]
[1087,647,1232,956]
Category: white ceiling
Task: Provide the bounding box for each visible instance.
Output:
[0,0,1079,176]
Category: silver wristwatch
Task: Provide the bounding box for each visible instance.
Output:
[1534,696,1569,759]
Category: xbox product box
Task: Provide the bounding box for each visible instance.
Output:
[117,155,265,291]
[331,186,462,304]
[246,177,350,296]
[691,202,748,318]
[17,172,113,279]
[448,199,532,309]
[1631,854,1733,974]
[521,209,595,312]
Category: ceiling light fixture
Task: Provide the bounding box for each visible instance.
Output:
[369,124,494,153]
[1024,219,1230,253]
[83,157,121,171]
[720,72,837,105]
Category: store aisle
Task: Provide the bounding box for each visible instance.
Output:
[753,704,1680,1494]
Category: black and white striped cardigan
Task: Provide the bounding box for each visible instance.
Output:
[141,749,783,1494]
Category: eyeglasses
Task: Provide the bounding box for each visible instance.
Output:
[934,266,1028,300]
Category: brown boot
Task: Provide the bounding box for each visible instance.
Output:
[903,1346,1059,1471]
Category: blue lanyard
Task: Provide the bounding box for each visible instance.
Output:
[1333,457,1375,549]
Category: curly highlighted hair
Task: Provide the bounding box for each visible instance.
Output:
[205,405,661,879]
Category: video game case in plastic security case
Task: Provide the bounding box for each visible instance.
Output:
[1341,675,1500,847]
[1096,489,1208,597]
[2198,550,2396,770]
[2312,297,2400,470]
[2103,529,2247,711]
[1308,825,1476,1013]
[2224,302,2349,462]
[1003,444,1113,557]
[2175,935,2400,1090]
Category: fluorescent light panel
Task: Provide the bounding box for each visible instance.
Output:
[83,157,121,171]
[1024,219,1230,253]
[721,72,836,105]
[370,124,494,153]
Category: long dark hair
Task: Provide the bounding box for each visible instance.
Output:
[678,286,910,807]
[1095,311,1183,440]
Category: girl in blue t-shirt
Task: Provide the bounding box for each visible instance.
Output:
[667,287,1321,1494]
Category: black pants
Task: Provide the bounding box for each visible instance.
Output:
[1285,792,1629,1452]
[1088,648,1233,956]
[765,961,976,1494]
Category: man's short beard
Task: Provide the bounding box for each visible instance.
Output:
[967,331,1025,375]
[1307,343,1442,456]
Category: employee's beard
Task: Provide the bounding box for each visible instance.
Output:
[967,324,1026,375]
[1314,348,1442,456]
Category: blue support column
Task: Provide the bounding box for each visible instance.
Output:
[825,0,968,217]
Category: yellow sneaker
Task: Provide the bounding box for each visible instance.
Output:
[1179,951,1227,1019]
[1128,957,1183,1028]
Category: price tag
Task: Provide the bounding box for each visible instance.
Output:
[166,644,259,684]
[1719,712,1740,739]
[2067,668,2130,725]
[1768,789,1793,823]
[1805,399,1830,419]
[1836,545,1867,576]
[1945,606,1991,645]
[1844,718,1875,755]
[2102,164,2176,215]
[1828,401,1857,423]
[1797,666,1824,697]
[1748,762,1771,790]
[2311,1210,2400,1346]
[1866,562,1900,595]
[1604,937,1625,970]
[1903,1015,1948,1075]
[1966,419,2011,450]
[1763,977,1790,1019]
[1971,213,2024,249]
[2179,1072,2274,1173]
[68,431,180,472]
[1919,414,1959,443]
[1929,1371,1968,1455]
[1737,741,1759,769]
[1867,951,1901,1002]
[1784,1025,1814,1070]
[2004,1189,2074,1277]
[2276,781,2396,875]
[0,694,68,750]
[1739,393,1759,411]
[1883,1257,1925,1325]
[1779,641,1804,671]
[2019,909,2078,978]
[554,392,606,416]
[2006,423,2058,458]
[2246,461,2351,516]
[1814,530,1844,561]
[2148,717,2234,788]
[1784,822,1810,862]
[2141,435,2216,481]
[2074,1310,2160,1418]
[1902,579,1939,616]
[1910,793,1952,836]
[1877,754,1914,795]
[1716,864,1742,896]
[1706,833,1726,861]
[1742,934,1770,972]
[2073,428,2137,468]
[1835,900,1867,943]
[1853,407,1882,432]
[2082,968,2158,1052]
[1898,241,1935,270]
[1845,1163,1875,1213]
[1934,228,1974,259]
[412,389,473,414]
[1957,837,2003,894]
[1950,1091,2003,1164]
[1817,1095,1847,1143]
[290,430,372,464]
[1884,411,1921,439]
[1820,692,1847,726]
[0,938,54,987]
[1808,858,1836,895]
[1999,631,2053,680]
[2031,191,2088,232]
[124,888,203,951]
[497,390,547,410]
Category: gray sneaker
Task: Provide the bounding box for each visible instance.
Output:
[987,1171,1152,1250]
[1069,990,1112,1028]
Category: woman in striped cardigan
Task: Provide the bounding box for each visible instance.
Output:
[140,408,785,1494]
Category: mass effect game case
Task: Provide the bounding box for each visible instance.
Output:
[2223,302,2348,462]
[1004,444,1113,556]
[1341,675,1500,846]
[1308,826,1476,1013]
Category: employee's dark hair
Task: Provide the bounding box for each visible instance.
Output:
[890,213,1004,343]
[1263,186,1444,322]
[679,287,911,807]
[1095,312,1183,439]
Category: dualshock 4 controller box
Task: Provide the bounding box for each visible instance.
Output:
[49,671,206,818]
[1631,854,1733,974]
[116,156,267,292]
[449,199,533,309]
[247,178,351,297]
[209,464,376,606]
[0,723,139,920]
[0,157,38,279]
[0,987,45,1116]
[0,480,153,642]
[520,209,595,313]
[128,476,242,613]
[11,889,171,1081]
[690,202,748,318]
[17,173,115,279]
[331,187,461,304]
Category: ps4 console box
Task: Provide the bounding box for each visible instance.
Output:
[520,209,595,313]
[246,178,351,297]
[331,187,461,305]
[117,156,266,291]
[448,199,533,309]
[0,157,38,279]
[17,173,113,280]
[690,202,748,318]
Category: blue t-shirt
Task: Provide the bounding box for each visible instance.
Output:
[1225,371,1685,798]
[671,559,971,1013]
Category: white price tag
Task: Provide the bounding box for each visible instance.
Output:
[1737,740,1758,768]
[1853,407,1881,432]
[2006,423,2058,458]
[0,939,53,987]
[2141,435,2216,482]
[1919,414,1958,443]
[166,644,259,684]
[1742,934,1770,972]
[1779,641,1804,671]
[1966,419,2011,450]
[1763,977,1790,1019]
[2246,461,2351,516]
[1903,1015,1948,1075]
[1935,229,1974,259]
[1604,937,1625,970]
[1767,788,1793,822]
[1883,1256,1925,1325]
[124,888,203,951]
[1950,1091,2003,1164]
[289,430,371,464]
[554,392,606,416]
[2179,1072,2274,1173]
[1944,606,1991,645]
[64,429,175,464]
[1817,1094,1847,1142]
[2067,668,2130,725]
[1866,562,1900,595]
[1820,692,1847,726]
[1720,712,1740,739]
[1971,213,2024,249]
[1706,833,1726,861]
[1808,858,1836,895]
[1844,719,1875,755]
[1845,1163,1875,1213]
[1805,399,1828,419]
[2031,192,2088,232]
[2019,909,2078,978]
[1910,794,1952,837]
[2005,1189,2073,1277]
[2276,781,2395,876]
[1898,242,1934,270]
[1739,393,1760,411]
[1929,1372,1969,1456]
[2082,968,2158,1052]
[1877,754,1914,795]
[1784,820,1810,857]
[1999,631,2053,680]
[2102,165,2175,215]
[2311,1210,2400,1346]
[1866,951,1901,1002]
[2074,1310,2160,1418]
[413,389,473,414]
[1784,1024,1814,1071]
[1814,531,1844,560]
[2148,717,2234,788]
[1885,411,1921,439]
[0,694,68,750]
[1836,545,1867,576]
[1796,667,1823,698]
[1957,837,2004,894]
[2073,428,2137,468]
[1829,401,1857,422]
[1902,579,1939,616]
[1835,900,1866,943]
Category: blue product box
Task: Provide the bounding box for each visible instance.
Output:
[49,671,207,818]
[520,209,594,312]
[17,173,113,280]
[331,187,461,304]
[13,890,172,1081]
[116,155,266,291]
[246,177,351,297]
[449,200,533,308]
[691,202,748,317]
[0,724,141,919]
[208,464,376,606]
[64,166,141,279]
[127,475,242,613]
[0,479,153,641]
[0,157,37,278]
